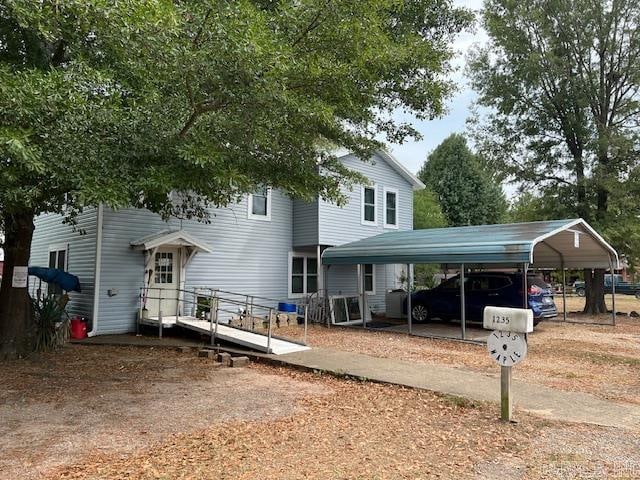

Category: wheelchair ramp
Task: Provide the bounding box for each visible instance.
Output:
[176,317,310,355]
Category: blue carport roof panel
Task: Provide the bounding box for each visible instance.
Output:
[321,219,618,269]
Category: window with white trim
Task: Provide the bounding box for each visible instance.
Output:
[364,264,375,294]
[248,187,271,220]
[361,185,377,225]
[48,244,68,295]
[384,187,398,228]
[289,253,318,297]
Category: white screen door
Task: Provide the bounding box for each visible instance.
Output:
[147,247,179,318]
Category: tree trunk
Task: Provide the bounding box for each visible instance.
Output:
[583,268,607,315]
[0,212,36,359]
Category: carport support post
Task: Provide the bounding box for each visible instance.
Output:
[360,264,368,328]
[610,256,617,326]
[562,267,568,322]
[406,263,413,335]
[460,264,466,340]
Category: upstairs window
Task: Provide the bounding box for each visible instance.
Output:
[289,254,318,297]
[361,185,377,225]
[248,187,271,221]
[384,188,398,228]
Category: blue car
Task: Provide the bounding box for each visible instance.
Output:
[408,272,557,326]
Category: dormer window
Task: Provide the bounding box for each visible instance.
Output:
[361,185,377,225]
[248,187,271,221]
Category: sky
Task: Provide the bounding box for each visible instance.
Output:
[387,0,487,174]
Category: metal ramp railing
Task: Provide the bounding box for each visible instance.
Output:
[138,287,310,354]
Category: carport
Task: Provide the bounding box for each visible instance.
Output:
[321,219,619,341]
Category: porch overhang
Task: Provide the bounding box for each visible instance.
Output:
[130,229,213,254]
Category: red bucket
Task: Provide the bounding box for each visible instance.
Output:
[70,317,87,339]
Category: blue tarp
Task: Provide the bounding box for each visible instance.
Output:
[28,267,81,292]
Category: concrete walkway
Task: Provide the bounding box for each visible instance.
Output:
[267,348,640,430]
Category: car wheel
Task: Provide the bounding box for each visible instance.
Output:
[635,291,640,300]
[576,288,585,297]
[411,303,429,322]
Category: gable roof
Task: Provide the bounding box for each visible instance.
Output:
[130,229,213,253]
[333,148,425,190]
[322,219,619,269]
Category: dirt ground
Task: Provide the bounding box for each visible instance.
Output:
[3,345,640,480]
[274,294,640,406]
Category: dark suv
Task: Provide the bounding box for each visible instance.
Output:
[408,272,557,325]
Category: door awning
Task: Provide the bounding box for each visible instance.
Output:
[130,229,213,254]
[321,219,619,269]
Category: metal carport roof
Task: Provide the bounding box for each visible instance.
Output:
[322,219,618,269]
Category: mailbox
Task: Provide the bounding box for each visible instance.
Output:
[483,306,533,334]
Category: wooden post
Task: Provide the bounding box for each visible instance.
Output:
[610,256,617,326]
[501,365,512,422]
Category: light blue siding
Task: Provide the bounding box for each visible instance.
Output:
[292,198,318,247]
[97,191,293,334]
[30,209,98,319]
[319,152,413,245]
[30,151,418,334]
[320,152,413,309]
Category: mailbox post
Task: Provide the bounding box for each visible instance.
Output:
[483,306,533,422]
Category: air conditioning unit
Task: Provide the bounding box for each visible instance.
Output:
[385,289,407,319]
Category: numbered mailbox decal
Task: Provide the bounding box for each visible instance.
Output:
[487,330,528,366]
[483,306,533,334]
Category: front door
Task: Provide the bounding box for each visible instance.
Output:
[147,247,180,318]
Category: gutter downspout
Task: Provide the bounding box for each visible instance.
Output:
[88,204,104,336]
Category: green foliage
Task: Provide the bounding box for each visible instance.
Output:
[0,0,473,227]
[31,295,69,352]
[468,0,640,264]
[418,134,507,226]
[413,189,447,230]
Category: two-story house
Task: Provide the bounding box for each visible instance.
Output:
[29,150,424,335]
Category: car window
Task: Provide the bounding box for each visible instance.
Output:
[488,276,511,290]
[527,276,548,288]
[439,276,467,290]
[469,277,490,291]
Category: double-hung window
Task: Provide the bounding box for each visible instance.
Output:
[361,185,377,225]
[48,244,68,295]
[289,253,318,297]
[384,187,398,228]
[248,187,271,220]
[363,264,375,294]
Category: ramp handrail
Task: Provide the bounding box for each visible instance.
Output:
[138,286,309,349]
